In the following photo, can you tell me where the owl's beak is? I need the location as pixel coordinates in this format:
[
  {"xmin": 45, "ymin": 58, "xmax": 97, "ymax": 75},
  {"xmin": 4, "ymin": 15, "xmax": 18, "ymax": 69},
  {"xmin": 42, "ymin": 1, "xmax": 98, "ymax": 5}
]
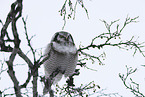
[{"xmin": 65, "ymin": 35, "xmax": 69, "ymax": 41}]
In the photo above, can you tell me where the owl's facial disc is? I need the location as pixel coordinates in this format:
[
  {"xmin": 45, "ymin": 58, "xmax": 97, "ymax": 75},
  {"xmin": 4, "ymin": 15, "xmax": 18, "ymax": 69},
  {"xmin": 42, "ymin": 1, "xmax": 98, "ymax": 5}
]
[
  {"xmin": 50, "ymin": 31, "xmax": 77, "ymax": 53},
  {"xmin": 52, "ymin": 31, "xmax": 74, "ymax": 44},
  {"xmin": 59, "ymin": 34, "xmax": 71, "ymax": 42}
]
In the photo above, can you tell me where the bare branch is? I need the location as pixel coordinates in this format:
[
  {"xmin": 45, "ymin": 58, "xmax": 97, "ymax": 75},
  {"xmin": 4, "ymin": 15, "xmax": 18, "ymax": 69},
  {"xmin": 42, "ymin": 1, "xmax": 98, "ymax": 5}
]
[
  {"xmin": 59, "ymin": 0, "xmax": 89, "ymax": 29},
  {"xmin": 6, "ymin": 48, "xmax": 22, "ymax": 97},
  {"xmin": 119, "ymin": 66, "xmax": 144, "ymax": 97},
  {"xmin": 32, "ymin": 69, "xmax": 38, "ymax": 97},
  {"xmin": 20, "ymin": 71, "xmax": 32, "ymax": 89},
  {"xmin": 17, "ymin": 48, "xmax": 33, "ymax": 69},
  {"xmin": 78, "ymin": 16, "xmax": 144, "ymax": 68},
  {"xmin": 78, "ymin": 50, "xmax": 105, "ymax": 66},
  {"xmin": 95, "ymin": 89, "xmax": 122, "ymax": 97},
  {"xmin": 22, "ymin": 17, "xmax": 36, "ymax": 62}
]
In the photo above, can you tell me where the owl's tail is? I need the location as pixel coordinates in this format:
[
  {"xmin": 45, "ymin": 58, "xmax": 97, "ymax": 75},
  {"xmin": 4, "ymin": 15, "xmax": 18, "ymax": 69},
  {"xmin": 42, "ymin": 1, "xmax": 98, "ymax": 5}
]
[
  {"xmin": 53, "ymin": 73, "xmax": 63, "ymax": 84},
  {"xmin": 43, "ymin": 73, "xmax": 63, "ymax": 95}
]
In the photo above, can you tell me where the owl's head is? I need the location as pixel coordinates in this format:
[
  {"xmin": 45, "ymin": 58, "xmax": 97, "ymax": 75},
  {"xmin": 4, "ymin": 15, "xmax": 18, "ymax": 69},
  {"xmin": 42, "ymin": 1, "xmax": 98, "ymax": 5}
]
[
  {"xmin": 51, "ymin": 31, "xmax": 74, "ymax": 44},
  {"xmin": 50, "ymin": 31, "xmax": 77, "ymax": 53}
]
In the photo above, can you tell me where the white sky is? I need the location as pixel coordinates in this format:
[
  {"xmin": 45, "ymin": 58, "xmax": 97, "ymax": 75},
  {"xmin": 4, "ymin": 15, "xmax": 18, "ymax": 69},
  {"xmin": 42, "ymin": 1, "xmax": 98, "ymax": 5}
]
[{"xmin": 0, "ymin": 0, "xmax": 145, "ymax": 97}]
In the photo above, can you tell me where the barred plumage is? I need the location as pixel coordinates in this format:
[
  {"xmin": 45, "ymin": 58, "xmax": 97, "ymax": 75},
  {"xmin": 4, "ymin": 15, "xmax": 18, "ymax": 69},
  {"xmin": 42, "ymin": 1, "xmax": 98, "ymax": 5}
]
[{"xmin": 44, "ymin": 31, "xmax": 78, "ymax": 84}]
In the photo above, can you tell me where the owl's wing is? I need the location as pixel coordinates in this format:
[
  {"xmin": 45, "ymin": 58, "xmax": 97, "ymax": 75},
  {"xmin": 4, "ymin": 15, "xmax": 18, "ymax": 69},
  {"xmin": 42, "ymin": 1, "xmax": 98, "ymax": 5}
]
[{"xmin": 43, "ymin": 43, "xmax": 52, "ymax": 78}]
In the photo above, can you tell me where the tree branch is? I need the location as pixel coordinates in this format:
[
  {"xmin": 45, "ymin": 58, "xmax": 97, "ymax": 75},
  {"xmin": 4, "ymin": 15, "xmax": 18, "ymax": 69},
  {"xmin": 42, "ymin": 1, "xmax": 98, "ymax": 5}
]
[
  {"xmin": 59, "ymin": 0, "xmax": 89, "ymax": 29},
  {"xmin": 78, "ymin": 16, "xmax": 145, "ymax": 68},
  {"xmin": 17, "ymin": 49, "xmax": 33, "ymax": 69},
  {"xmin": 22, "ymin": 17, "xmax": 36, "ymax": 62},
  {"xmin": 0, "ymin": 0, "xmax": 23, "ymax": 97},
  {"xmin": 6, "ymin": 48, "xmax": 22, "ymax": 97},
  {"xmin": 119, "ymin": 66, "xmax": 144, "ymax": 97},
  {"xmin": 20, "ymin": 71, "xmax": 32, "ymax": 89}
]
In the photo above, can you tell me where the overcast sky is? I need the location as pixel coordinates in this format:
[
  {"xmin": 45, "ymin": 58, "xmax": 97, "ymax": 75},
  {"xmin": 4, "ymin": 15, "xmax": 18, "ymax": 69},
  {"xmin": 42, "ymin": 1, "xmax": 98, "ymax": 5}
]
[{"xmin": 0, "ymin": 0, "xmax": 145, "ymax": 97}]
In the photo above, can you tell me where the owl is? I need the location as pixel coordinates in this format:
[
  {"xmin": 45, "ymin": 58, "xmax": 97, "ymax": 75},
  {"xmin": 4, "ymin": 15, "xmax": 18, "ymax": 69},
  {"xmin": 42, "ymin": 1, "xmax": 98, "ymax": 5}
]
[{"xmin": 43, "ymin": 31, "xmax": 78, "ymax": 94}]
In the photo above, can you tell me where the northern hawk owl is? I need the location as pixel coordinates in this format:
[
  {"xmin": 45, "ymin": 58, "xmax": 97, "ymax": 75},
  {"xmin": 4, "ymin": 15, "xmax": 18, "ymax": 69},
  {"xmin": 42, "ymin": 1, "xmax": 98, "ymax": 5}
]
[{"xmin": 43, "ymin": 31, "xmax": 78, "ymax": 86}]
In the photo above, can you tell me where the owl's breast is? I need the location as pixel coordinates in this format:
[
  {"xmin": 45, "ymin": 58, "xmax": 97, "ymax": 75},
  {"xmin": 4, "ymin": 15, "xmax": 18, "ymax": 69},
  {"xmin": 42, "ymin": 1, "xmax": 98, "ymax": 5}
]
[
  {"xmin": 44, "ymin": 48, "xmax": 78, "ymax": 77},
  {"xmin": 52, "ymin": 50, "xmax": 77, "ymax": 71},
  {"xmin": 44, "ymin": 42, "xmax": 78, "ymax": 78}
]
